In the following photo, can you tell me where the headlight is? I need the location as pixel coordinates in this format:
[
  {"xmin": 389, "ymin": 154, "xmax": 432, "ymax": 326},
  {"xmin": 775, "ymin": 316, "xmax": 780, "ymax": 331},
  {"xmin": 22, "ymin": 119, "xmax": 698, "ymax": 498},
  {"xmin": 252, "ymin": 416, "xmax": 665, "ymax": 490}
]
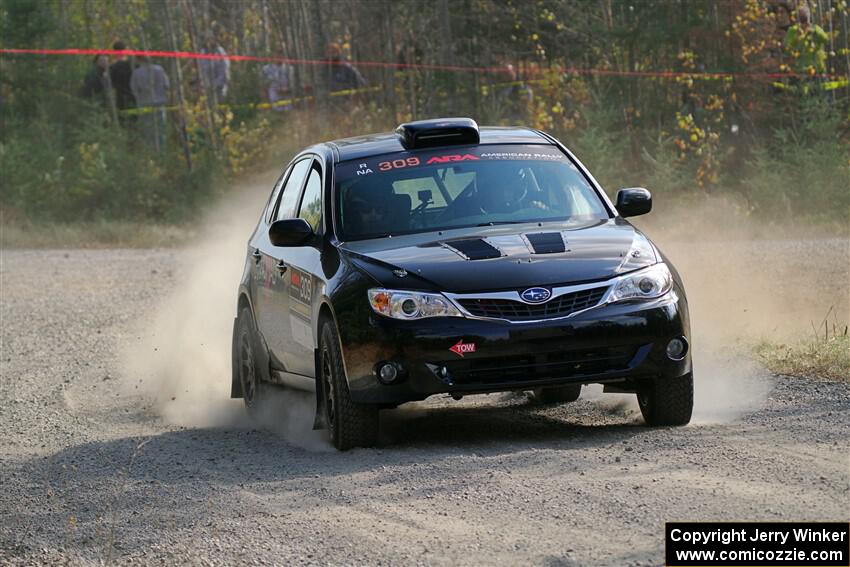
[
  {"xmin": 368, "ymin": 289, "xmax": 463, "ymax": 320},
  {"xmin": 607, "ymin": 263, "xmax": 672, "ymax": 303}
]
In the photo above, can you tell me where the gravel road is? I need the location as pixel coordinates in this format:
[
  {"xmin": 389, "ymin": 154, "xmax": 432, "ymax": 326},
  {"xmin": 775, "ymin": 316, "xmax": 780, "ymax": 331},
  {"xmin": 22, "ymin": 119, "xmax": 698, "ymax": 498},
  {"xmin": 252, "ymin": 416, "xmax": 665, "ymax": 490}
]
[{"xmin": 1, "ymin": 238, "xmax": 848, "ymax": 566}]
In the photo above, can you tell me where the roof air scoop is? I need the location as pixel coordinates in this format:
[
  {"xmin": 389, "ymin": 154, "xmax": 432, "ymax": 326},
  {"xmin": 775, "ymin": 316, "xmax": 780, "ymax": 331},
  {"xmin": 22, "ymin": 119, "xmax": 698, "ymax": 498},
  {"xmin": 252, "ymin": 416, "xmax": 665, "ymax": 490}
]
[{"xmin": 396, "ymin": 118, "xmax": 480, "ymax": 150}]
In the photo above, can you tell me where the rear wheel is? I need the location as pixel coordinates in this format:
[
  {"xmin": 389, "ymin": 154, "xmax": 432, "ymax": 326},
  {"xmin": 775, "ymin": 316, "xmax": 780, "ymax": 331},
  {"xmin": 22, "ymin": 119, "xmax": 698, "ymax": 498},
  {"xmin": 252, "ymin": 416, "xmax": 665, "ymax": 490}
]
[
  {"xmin": 533, "ymin": 383, "xmax": 582, "ymax": 404},
  {"xmin": 320, "ymin": 322, "xmax": 379, "ymax": 450},
  {"xmin": 236, "ymin": 307, "xmax": 271, "ymax": 416},
  {"xmin": 637, "ymin": 373, "xmax": 693, "ymax": 426}
]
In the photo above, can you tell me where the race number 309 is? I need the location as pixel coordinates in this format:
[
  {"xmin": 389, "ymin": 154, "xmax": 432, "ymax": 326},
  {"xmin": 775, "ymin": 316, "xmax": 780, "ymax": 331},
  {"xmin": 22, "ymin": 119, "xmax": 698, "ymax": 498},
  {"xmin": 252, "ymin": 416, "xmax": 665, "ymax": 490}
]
[{"xmin": 378, "ymin": 157, "xmax": 420, "ymax": 171}]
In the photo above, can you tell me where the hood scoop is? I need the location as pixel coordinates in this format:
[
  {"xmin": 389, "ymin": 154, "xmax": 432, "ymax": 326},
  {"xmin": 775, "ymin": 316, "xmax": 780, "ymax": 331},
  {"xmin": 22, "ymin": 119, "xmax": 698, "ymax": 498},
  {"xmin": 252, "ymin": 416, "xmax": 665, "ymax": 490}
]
[
  {"xmin": 443, "ymin": 232, "xmax": 569, "ymax": 259},
  {"xmin": 442, "ymin": 238, "xmax": 502, "ymax": 260},
  {"xmin": 525, "ymin": 232, "xmax": 568, "ymax": 254}
]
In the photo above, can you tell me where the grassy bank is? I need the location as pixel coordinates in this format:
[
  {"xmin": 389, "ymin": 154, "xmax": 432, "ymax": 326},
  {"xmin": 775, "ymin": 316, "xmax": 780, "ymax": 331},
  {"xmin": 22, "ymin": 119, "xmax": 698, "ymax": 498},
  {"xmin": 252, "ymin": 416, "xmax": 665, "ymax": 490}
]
[
  {"xmin": 756, "ymin": 334, "xmax": 850, "ymax": 382},
  {"xmin": 0, "ymin": 219, "xmax": 195, "ymax": 249}
]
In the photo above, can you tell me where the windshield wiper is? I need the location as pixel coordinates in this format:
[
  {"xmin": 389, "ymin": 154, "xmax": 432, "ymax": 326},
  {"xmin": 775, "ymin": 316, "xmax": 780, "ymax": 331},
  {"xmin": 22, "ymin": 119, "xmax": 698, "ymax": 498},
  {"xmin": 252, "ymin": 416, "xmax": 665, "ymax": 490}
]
[{"xmin": 475, "ymin": 221, "xmax": 527, "ymax": 226}]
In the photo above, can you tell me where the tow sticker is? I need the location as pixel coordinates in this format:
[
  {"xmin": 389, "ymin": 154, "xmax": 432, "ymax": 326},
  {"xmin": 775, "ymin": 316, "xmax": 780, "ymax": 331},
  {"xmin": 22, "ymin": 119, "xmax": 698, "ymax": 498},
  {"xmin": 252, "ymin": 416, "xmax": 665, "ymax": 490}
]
[{"xmin": 449, "ymin": 339, "xmax": 476, "ymax": 357}]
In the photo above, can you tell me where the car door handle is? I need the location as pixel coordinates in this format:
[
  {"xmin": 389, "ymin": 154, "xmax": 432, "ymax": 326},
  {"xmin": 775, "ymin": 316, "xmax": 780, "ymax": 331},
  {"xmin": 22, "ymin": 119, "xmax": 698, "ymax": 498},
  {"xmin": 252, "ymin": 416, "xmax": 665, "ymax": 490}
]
[
  {"xmin": 252, "ymin": 249, "xmax": 262, "ymax": 263},
  {"xmin": 276, "ymin": 260, "xmax": 288, "ymax": 274}
]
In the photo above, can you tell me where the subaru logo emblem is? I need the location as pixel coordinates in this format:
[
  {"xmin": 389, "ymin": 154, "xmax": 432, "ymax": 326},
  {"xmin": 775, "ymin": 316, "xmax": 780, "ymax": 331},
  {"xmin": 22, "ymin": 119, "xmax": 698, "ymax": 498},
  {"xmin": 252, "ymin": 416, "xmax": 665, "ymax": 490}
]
[{"xmin": 520, "ymin": 287, "xmax": 551, "ymax": 304}]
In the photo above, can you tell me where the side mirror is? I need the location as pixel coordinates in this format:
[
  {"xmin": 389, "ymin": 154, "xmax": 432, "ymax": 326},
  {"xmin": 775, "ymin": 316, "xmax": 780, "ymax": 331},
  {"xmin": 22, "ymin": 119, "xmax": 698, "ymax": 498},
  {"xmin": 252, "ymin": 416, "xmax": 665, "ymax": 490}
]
[
  {"xmin": 615, "ymin": 187, "xmax": 652, "ymax": 218},
  {"xmin": 269, "ymin": 218, "xmax": 313, "ymax": 247}
]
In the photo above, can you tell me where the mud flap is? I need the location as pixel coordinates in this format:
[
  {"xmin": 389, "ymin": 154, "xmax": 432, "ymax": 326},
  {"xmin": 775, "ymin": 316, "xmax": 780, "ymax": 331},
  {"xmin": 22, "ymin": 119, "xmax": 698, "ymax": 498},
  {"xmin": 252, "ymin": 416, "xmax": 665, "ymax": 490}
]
[
  {"xmin": 313, "ymin": 347, "xmax": 327, "ymax": 430},
  {"xmin": 230, "ymin": 318, "xmax": 242, "ymax": 398},
  {"xmin": 253, "ymin": 328, "xmax": 272, "ymax": 385}
]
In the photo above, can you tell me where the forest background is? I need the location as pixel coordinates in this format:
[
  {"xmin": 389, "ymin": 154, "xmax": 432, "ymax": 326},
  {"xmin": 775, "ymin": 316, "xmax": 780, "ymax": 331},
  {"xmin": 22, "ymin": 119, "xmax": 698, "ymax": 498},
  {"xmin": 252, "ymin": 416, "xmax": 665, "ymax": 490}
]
[{"xmin": 1, "ymin": 0, "xmax": 848, "ymax": 238}]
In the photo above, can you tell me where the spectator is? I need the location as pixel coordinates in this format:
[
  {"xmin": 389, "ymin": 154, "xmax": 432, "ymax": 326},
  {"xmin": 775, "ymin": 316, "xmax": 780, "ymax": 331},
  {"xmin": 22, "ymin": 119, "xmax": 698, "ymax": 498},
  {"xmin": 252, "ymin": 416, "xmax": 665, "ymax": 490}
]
[
  {"xmin": 784, "ymin": 6, "xmax": 829, "ymax": 75},
  {"xmin": 495, "ymin": 62, "xmax": 533, "ymax": 112},
  {"xmin": 199, "ymin": 31, "xmax": 230, "ymax": 103},
  {"xmin": 81, "ymin": 54, "xmax": 111, "ymax": 104},
  {"xmin": 130, "ymin": 56, "xmax": 170, "ymax": 152},
  {"xmin": 261, "ymin": 48, "xmax": 294, "ymax": 111},
  {"xmin": 109, "ymin": 41, "xmax": 136, "ymax": 124},
  {"xmin": 326, "ymin": 42, "xmax": 366, "ymax": 93}
]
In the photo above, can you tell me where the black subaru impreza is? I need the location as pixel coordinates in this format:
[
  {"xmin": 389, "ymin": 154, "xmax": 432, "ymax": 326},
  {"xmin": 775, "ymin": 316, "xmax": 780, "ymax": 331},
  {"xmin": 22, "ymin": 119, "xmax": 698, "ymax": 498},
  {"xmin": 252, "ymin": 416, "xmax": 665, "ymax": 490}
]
[{"xmin": 232, "ymin": 118, "xmax": 692, "ymax": 450}]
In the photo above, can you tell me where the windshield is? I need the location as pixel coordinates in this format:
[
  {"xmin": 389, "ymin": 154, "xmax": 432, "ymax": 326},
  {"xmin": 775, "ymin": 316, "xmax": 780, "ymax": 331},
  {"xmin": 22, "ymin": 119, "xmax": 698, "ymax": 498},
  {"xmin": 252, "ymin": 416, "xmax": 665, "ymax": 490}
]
[{"xmin": 335, "ymin": 144, "xmax": 609, "ymax": 241}]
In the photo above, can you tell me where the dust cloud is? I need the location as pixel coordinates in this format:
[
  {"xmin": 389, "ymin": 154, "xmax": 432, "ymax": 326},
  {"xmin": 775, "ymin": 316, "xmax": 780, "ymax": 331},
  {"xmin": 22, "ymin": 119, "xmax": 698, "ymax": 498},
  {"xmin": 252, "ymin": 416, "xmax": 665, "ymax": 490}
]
[
  {"xmin": 557, "ymin": 197, "xmax": 844, "ymax": 424},
  {"xmin": 122, "ymin": 181, "xmax": 844, "ymax": 438},
  {"xmin": 119, "ymin": 173, "xmax": 329, "ymax": 449},
  {"xmin": 634, "ymin": 196, "xmax": 848, "ymax": 423},
  {"xmin": 120, "ymin": 185, "xmax": 258, "ymax": 429}
]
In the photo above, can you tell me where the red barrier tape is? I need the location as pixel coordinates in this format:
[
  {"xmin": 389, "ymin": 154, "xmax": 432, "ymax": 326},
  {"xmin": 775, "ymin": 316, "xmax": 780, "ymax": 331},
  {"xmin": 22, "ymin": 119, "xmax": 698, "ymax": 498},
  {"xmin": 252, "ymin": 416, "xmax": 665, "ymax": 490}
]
[{"xmin": 0, "ymin": 47, "xmax": 842, "ymax": 80}]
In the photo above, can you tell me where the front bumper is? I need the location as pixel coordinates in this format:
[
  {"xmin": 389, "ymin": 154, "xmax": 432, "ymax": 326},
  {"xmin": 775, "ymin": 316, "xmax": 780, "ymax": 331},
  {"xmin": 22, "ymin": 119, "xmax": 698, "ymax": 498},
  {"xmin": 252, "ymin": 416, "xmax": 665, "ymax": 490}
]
[{"xmin": 340, "ymin": 291, "xmax": 691, "ymax": 404}]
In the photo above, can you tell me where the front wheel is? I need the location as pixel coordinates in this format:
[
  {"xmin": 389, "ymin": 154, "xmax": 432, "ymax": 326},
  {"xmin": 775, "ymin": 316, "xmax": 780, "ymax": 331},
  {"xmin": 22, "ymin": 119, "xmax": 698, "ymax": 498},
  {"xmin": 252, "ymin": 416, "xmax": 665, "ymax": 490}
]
[
  {"xmin": 320, "ymin": 322, "xmax": 379, "ymax": 450},
  {"xmin": 637, "ymin": 373, "xmax": 693, "ymax": 426}
]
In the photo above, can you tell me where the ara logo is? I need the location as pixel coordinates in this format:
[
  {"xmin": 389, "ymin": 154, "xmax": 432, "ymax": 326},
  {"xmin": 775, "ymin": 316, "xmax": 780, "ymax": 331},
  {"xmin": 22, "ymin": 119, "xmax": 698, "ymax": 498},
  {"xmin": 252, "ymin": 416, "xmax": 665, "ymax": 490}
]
[
  {"xmin": 449, "ymin": 339, "xmax": 476, "ymax": 357},
  {"xmin": 520, "ymin": 287, "xmax": 551, "ymax": 303},
  {"xmin": 426, "ymin": 154, "xmax": 480, "ymax": 165}
]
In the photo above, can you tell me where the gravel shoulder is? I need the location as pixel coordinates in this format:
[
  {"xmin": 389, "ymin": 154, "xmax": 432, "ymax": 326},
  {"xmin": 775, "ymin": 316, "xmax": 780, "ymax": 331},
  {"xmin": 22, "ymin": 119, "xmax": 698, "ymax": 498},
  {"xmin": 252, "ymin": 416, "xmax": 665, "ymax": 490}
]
[{"xmin": 1, "ymin": 244, "xmax": 848, "ymax": 566}]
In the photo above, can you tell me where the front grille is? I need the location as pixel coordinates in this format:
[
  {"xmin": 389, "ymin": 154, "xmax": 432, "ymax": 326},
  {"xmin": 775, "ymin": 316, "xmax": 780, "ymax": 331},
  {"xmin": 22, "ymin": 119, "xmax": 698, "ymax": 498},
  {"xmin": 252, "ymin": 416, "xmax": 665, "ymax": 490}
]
[
  {"xmin": 457, "ymin": 286, "xmax": 607, "ymax": 321},
  {"xmin": 444, "ymin": 346, "xmax": 637, "ymax": 385}
]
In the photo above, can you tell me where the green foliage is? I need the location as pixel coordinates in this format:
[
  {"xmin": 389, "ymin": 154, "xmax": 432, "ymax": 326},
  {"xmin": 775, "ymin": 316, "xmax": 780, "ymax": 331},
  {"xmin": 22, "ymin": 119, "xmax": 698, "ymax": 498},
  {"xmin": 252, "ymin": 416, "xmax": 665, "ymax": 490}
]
[
  {"xmin": 0, "ymin": 0, "xmax": 55, "ymax": 46},
  {"xmin": 0, "ymin": 0, "xmax": 848, "ymax": 227},
  {"xmin": 740, "ymin": 100, "xmax": 850, "ymax": 223},
  {"xmin": 638, "ymin": 135, "xmax": 692, "ymax": 194},
  {"xmin": 0, "ymin": 113, "xmax": 219, "ymax": 223},
  {"xmin": 566, "ymin": 107, "xmax": 631, "ymax": 194}
]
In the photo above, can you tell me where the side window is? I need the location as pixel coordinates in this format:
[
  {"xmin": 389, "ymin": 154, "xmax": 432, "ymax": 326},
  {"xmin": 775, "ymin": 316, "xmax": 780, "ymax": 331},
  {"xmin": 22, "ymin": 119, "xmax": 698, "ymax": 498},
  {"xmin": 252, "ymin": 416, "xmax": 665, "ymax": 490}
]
[
  {"xmin": 297, "ymin": 163, "xmax": 323, "ymax": 232},
  {"xmin": 274, "ymin": 158, "xmax": 312, "ymax": 221},
  {"xmin": 264, "ymin": 168, "xmax": 290, "ymax": 224}
]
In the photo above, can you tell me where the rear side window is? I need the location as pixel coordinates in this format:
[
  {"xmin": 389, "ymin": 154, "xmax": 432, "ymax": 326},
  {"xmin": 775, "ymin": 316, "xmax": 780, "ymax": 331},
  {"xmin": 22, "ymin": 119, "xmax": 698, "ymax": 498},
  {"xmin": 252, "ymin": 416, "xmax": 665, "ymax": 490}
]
[
  {"xmin": 297, "ymin": 164, "xmax": 323, "ymax": 232},
  {"xmin": 264, "ymin": 170, "xmax": 288, "ymax": 224},
  {"xmin": 275, "ymin": 158, "xmax": 312, "ymax": 221}
]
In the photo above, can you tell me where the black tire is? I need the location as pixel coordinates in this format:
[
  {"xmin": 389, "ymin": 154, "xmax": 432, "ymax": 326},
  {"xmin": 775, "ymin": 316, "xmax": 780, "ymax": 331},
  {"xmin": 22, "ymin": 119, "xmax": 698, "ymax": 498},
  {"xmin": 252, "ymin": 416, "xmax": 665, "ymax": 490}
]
[
  {"xmin": 533, "ymin": 383, "xmax": 582, "ymax": 404},
  {"xmin": 637, "ymin": 373, "xmax": 693, "ymax": 426},
  {"xmin": 320, "ymin": 321, "xmax": 379, "ymax": 450},
  {"xmin": 235, "ymin": 307, "xmax": 271, "ymax": 416}
]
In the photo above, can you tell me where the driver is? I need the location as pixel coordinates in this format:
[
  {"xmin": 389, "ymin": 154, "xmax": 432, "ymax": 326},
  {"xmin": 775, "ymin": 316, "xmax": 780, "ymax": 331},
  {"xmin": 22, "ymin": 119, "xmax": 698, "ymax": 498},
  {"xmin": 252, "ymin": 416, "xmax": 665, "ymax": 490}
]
[
  {"xmin": 475, "ymin": 162, "xmax": 528, "ymax": 214},
  {"xmin": 344, "ymin": 180, "xmax": 390, "ymax": 236},
  {"xmin": 441, "ymin": 162, "xmax": 545, "ymax": 222}
]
